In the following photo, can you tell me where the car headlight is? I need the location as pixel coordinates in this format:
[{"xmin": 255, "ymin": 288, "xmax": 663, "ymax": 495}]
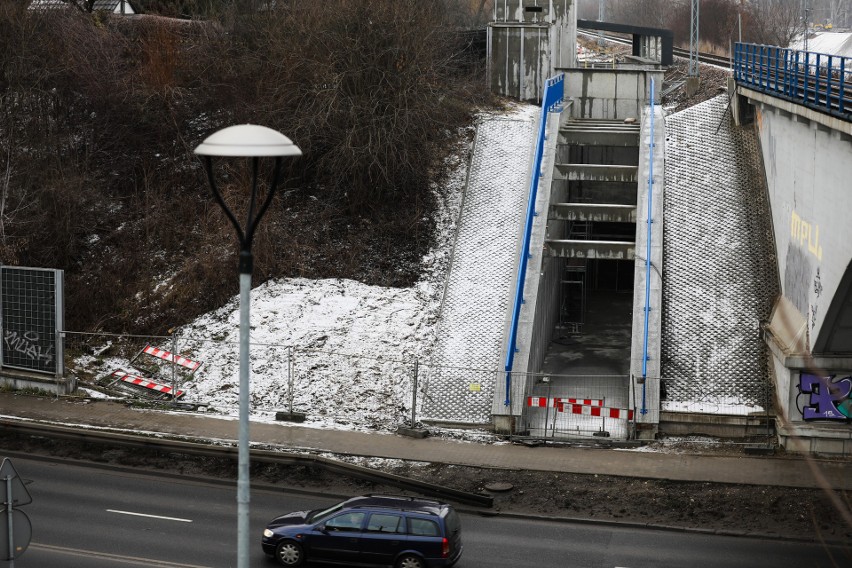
[{"xmin": 263, "ymin": 529, "xmax": 274, "ymax": 538}]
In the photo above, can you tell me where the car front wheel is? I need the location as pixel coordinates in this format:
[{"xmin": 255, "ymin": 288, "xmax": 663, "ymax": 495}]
[
  {"xmin": 396, "ymin": 554, "xmax": 425, "ymax": 568},
  {"xmin": 275, "ymin": 541, "xmax": 304, "ymax": 566}
]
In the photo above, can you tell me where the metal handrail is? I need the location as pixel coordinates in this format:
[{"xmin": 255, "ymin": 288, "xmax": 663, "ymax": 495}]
[
  {"xmin": 640, "ymin": 77, "xmax": 656, "ymax": 416},
  {"xmin": 503, "ymin": 74, "xmax": 564, "ymax": 406},
  {"xmin": 734, "ymin": 42, "xmax": 851, "ymax": 121}
]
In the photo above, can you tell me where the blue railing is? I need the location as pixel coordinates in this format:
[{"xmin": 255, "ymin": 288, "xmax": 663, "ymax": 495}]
[
  {"xmin": 734, "ymin": 42, "xmax": 850, "ymax": 121},
  {"xmin": 640, "ymin": 77, "xmax": 656, "ymax": 417},
  {"xmin": 503, "ymin": 74, "xmax": 564, "ymax": 407}
]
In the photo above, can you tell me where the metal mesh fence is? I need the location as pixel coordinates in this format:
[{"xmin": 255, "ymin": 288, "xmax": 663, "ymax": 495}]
[
  {"xmin": 662, "ymin": 95, "xmax": 779, "ymax": 416},
  {"xmin": 62, "ymin": 331, "xmax": 501, "ymax": 431},
  {"xmin": 1, "ymin": 266, "xmax": 63, "ymax": 375},
  {"xmin": 520, "ymin": 372, "xmax": 632, "ymax": 440},
  {"xmin": 61, "ymin": 329, "xmax": 775, "ymax": 440},
  {"xmin": 421, "ymin": 115, "xmax": 534, "ymax": 425}
]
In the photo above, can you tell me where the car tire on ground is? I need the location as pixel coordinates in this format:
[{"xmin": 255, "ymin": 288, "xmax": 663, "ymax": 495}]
[
  {"xmin": 396, "ymin": 553, "xmax": 425, "ymax": 568},
  {"xmin": 275, "ymin": 541, "xmax": 304, "ymax": 566}
]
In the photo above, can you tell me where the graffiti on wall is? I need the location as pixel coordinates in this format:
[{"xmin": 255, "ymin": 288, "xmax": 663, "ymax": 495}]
[
  {"xmin": 797, "ymin": 373, "xmax": 852, "ymax": 421},
  {"xmin": 790, "ymin": 210, "xmax": 823, "ymax": 261},
  {"xmin": 3, "ymin": 329, "xmax": 54, "ymax": 367}
]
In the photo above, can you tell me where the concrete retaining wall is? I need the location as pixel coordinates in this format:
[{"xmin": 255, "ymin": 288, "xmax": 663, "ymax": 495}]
[
  {"xmin": 560, "ymin": 67, "xmax": 664, "ymax": 120},
  {"xmin": 753, "ymin": 103, "xmax": 852, "ymax": 354}
]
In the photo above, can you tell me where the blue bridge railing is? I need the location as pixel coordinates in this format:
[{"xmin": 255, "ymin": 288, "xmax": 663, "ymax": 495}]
[
  {"xmin": 503, "ymin": 73, "xmax": 564, "ymax": 407},
  {"xmin": 734, "ymin": 42, "xmax": 850, "ymax": 121}
]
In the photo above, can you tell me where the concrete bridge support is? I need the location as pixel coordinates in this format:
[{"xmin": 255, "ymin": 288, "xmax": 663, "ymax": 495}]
[{"xmin": 736, "ymin": 84, "xmax": 852, "ymax": 455}]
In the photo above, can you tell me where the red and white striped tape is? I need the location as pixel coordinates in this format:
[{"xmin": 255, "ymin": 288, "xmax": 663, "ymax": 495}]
[
  {"xmin": 526, "ymin": 397, "xmax": 604, "ymax": 408},
  {"xmin": 557, "ymin": 401, "xmax": 633, "ymax": 420},
  {"xmin": 143, "ymin": 345, "xmax": 202, "ymax": 371},
  {"xmin": 112, "ymin": 370, "xmax": 184, "ymax": 398}
]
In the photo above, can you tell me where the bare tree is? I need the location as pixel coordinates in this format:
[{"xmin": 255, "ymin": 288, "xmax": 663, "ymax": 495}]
[
  {"xmin": 744, "ymin": 0, "xmax": 806, "ymax": 47},
  {"xmin": 605, "ymin": 0, "xmax": 683, "ymax": 28},
  {"xmin": 1, "ymin": 0, "xmax": 489, "ymax": 332}
]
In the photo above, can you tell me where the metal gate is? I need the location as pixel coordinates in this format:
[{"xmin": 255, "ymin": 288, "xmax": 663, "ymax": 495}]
[{"xmin": 522, "ymin": 373, "xmax": 632, "ymax": 440}]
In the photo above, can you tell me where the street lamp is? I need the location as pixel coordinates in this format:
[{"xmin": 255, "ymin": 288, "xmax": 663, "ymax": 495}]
[{"xmin": 194, "ymin": 124, "xmax": 301, "ymax": 568}]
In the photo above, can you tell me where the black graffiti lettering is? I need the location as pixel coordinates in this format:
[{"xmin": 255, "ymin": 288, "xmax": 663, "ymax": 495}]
[{"xmin": 3, "ymin": 329, "xmax": 54, "ymax": 366}]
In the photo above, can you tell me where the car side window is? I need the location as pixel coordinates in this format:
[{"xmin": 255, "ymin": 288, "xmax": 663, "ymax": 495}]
[
  {"xmin": 325, "ymin": 512, "xmax": 366, "ymax": 532},
  {"xmin": 408, "ymin": 518, "xmax": 439, "ymax": 537},
  {"xmin": 366, "ymin": 513, "xmax": 403, "ymax": 533}
]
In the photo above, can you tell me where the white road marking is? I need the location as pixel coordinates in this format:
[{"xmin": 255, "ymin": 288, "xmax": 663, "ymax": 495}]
[
  {"xmin": 107, "ymin": 509, "xmax": 193, "ymax": 523},
  {"xmin": 33, "ymin": 542, "xmax": 210, "ymax": 567}
]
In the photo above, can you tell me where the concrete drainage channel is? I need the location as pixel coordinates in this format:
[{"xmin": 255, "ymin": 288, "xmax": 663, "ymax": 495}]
[{"xmin": 0, "ymin": 419, "xmax": 493, "ymax": 508}]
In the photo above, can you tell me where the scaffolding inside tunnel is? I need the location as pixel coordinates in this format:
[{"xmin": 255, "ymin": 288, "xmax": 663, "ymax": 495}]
[{"xmin": 560, "ymin": 260, "xmax": 586, "ymax": 331}]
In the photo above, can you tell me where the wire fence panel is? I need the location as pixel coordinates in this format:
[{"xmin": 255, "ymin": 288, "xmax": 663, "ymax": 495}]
[
  {"xmin": 63, "ymin": 331, "xmax": 182, "ymax": 402},
  {"xmin": 63, "ymin": 331, "xmax": 421, "ymax": 430},
  {"xmin": 61, "ymin": 331, "xmax": 773, "ymax": 442},
  {"xmin": 418, "ymin": 364, "xmax": 498, "ymax": 426},
  {"xmin": 520, "ymin": 372, "xmax": 631, "ymax": 440}
]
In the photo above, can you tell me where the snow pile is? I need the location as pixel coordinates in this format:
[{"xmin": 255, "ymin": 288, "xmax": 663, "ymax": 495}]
[
  {"xmin": 790, "ymin": 31, "xmax": 852, "ymax": 58},
  {"xmin": 177, "ymin": 278, "xmax": 438, "ymax": 430},
  {"xmin": 92, "ymin": 105, "xmax": 540, "ymax": 434}
]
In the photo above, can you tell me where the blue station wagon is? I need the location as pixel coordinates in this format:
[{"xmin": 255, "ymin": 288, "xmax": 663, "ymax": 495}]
[{"xmin": 261, "ymin": 494, "xmax": 463, "ymax": 568}]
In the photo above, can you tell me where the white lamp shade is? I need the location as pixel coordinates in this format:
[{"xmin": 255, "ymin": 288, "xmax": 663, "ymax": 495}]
[{"xmin": 194, "ymin": 124, "xmax": 302, "ymax": 157}]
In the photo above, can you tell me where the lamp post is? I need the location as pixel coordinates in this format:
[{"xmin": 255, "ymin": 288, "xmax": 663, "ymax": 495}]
[{"xmin": 194, "ymin": 125, "xmax": 301, "ymax": 568}]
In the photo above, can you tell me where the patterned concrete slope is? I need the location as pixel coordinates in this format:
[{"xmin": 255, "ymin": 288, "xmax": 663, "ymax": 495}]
[
  {"xmin": 662, "ymin": 95, "xmax": 779, "ymax": 414},
  {"xmin": 421, "ymin": 113, "xmax": 536, "ymax": 424}
]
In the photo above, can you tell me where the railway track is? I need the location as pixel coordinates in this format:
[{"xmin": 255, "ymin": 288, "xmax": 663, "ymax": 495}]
[{"xmin": 579, "ymin": 30, "xmax": 733, "ymax": 68}]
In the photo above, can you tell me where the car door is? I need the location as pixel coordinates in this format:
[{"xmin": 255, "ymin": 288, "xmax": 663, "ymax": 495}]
[
  {"xmin": 406, "ymin": 516, "xmax": 444, "ymax": 562},
  {"xmin": 359, "ymin": 512, "xmax": 407, "ymax": 565},
  {"xmin": 307, "ymin": 511, "xmax": 366, "ymax": 562}
]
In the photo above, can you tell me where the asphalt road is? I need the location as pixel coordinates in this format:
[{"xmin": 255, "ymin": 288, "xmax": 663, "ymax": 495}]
[{"xmin": 6, "ymin": 456, "xmax": 849, "ymax": 568}]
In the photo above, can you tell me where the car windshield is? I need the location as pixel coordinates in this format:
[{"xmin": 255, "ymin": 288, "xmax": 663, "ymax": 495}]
[{"xmin": 307, "ymin": 503, "xmax": 344, "ymax": 523}]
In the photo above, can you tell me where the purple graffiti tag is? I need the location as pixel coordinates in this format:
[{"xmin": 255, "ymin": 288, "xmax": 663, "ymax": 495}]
[{"xmin": 799, "ymin": 374, "xmax": 852, "ymax": 421}]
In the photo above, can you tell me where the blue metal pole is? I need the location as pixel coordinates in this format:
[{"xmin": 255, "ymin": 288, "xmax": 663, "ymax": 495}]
[
  {"xmin": 826, "ymin": 55, "xmax": 833, "ymax": 111},
  {"xmin": 503, "ymin": 75, "xmax": 563, "ymax": 407},
  {"xmin": 641, "ymin": 78, "xmax": 656, "ymax": 416},
  {"xmin": 815, "ymin": 53, "xmax": 822, "ymax": 106},
  {"xmin": 504, "ymin": 85, "xmax": 548, "ymax": 406},
  {"xmin": 784, "ymin": 49, "xmax": 791, "ymax": 97}
]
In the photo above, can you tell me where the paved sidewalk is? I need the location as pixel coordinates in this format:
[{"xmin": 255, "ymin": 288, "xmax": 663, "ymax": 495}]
[{"xmin": 1, "ymin": 393, "xmax": 849, "ymax": 490}]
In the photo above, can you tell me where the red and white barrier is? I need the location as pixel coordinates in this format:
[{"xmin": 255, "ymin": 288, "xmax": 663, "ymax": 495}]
[
  {"xmin": 112, "ymin": 370, "xmax": 184, "ymax": 398},
  {"xmin": 557, "ymin": 401, "xmax": 633, "ymax": 420},
  {"xmin": 526, "ymin": 396, "xmax": 604, "ymax": 408},
  {"xmin": 142, "ymin": 345, "xmax": 202, "ymax": 371}
]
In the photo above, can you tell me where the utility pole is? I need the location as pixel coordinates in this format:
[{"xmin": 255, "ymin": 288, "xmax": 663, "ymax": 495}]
[{"xmin": 686, "ymin": 0, "xmax": 701, "ymax": 96}]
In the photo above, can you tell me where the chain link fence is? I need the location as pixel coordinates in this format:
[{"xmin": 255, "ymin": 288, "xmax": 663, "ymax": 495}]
[
  {"xmin": 62, "ymin": 331, "xmax": 500, "ymax": 432},
  {"xmin": 520, "ymin": 372, "xmax": 633, "ymax": 440},
  {"xmin": 61, "ymin": 331, "xmax": 776, "ymax": 443}
]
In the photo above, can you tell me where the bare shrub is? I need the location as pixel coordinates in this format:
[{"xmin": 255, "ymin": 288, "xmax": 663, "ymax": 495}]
[{"xmin": 0, "ymin": 1, "xmax": 490, "ymax": 333}]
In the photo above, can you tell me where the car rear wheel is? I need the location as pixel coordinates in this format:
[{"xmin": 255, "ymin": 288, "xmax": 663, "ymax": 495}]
[
  {"xmin": 396, "ymin": 554, "xmax": 425, "ymax": 568},
  {"xmin": 275, "ymin": 541, "xmax": 304, "ymax": 566}
]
